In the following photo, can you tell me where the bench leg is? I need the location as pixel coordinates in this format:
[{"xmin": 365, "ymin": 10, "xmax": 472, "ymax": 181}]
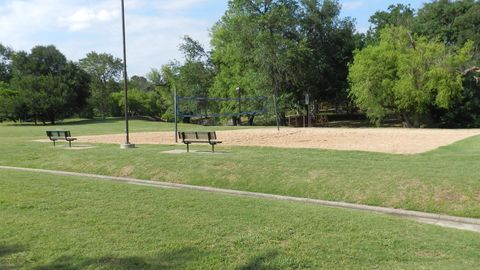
[
  {"xmin": 187, "ymin": 143, "xmax": 190, "ymax": 153},
  {"xmin": 53, "ymin": 140, "xmax": 56, "ymax": 147},
  {"xmin": 212, "ymin": 144, "xmax": 214, "ymax": 153},
  {"xmin": 69, "ymin": 141, "xmax": 72, "ymax": 148}
]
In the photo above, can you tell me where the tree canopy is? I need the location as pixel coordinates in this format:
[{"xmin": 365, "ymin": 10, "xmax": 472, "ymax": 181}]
[
  {"xmin": 349, "ymin": 26, "xmax": 474, "ymax": 127},
  {"xmin": 79, "ymin": 52, "xmax": 123, "ymax": 119},
  {"xmin": 7, "ymin": 45, "xmax": 89, "ymax": 124},
  {"xmin": 210, "ymin": 0, "xmax": 359, "ymax": 123},
  {"xmin": 366, "ymin": 4, "xmax": 415, "ymax": 44},
  {"xmin": 0, "ymin": 43, "xmax": 12, "ymax": 82},
  {"xmin": 1, "ymin": 0, "xmax": 479, "ymax": 127}
]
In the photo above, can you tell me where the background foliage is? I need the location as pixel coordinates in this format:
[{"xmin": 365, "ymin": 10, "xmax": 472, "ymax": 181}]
[{"xmin": 0, "ymin": 0, "xmax": 478, "ymax": 127}]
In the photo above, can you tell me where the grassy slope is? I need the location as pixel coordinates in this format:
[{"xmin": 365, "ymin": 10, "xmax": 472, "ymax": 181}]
[
  {"xmin": 1, "ymin": 119, "xmax": 479, "ymax": 218},
  {"xmin": 1, "ymin": 170, "xmax": 479, "ymax": 269}
]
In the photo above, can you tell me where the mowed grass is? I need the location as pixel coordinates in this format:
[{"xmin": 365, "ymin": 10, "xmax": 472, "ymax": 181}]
[
  {"xmin": 1, "ymin": 170, "xmax": 480, "ymax": 269},
  {"xmin": 0, "ymin": 118, "xmax": 255, "ymax": 137},
  {"xmin": 1, "ymin": 119, "xmax": 480, "ymax": 218}
]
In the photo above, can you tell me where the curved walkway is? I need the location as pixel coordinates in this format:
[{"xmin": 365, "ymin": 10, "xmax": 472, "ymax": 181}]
[{"xmin": 1, "ymin": 165, "xmax": 479, "ymax": 233}]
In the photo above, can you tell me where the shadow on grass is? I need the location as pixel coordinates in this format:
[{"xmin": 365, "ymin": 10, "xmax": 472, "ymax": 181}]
[
  {"xmin": 5, "ymin": 116, "xmax": 168, "ymax": 127},
  {"xmin": 0, "ymin": 244, "xmax": 26, "ymax": 269},
  {"xmin": 6, "ymin": 118, "xmax": 125, "ymax": 127},
  {"xmin": 33, "ymin": 247, "xmax": 203, "ymax": 270},
  {"xmin": 237, "ymin": 250, "xmax": 279, "ymax": 270},
  {"xmin": 0, "ymin": 244, "xmax": 24, "ymax": 258}
]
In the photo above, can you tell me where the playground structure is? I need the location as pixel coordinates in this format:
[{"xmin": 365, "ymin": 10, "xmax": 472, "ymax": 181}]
[{"xmin": 286, "ymin": 93, "xmax": 330, "ymax": 128}]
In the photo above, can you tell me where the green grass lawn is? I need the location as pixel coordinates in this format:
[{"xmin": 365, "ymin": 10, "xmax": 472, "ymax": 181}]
[
  {"xmin": 1, "ymin": 118, "xmax": 479, "ymax": 218},
  {"xmin": 0, "ymin": 118, "xmax": 255, "ymax": 136},
  {"xmin": 1, "ymin": 170, "xmax": 479, "ymax": 269}
]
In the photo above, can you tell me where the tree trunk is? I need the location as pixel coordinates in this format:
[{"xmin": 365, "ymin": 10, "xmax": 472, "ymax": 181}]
[
  {"xmin": 401, "ymin": 113, "xmax": 413, "ymax": 128},
  {"xmin": 248, "ymin": 115, "xmax": 255, "ymax": 126},
  {"xmin": 413, "ymin": 114, "xmax": 420, "ymax": 128}
]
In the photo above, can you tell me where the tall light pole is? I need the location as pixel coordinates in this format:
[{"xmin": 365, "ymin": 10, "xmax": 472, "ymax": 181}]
[
  {"xmin": 120, "ymin": 0, "xmax": 135, "ymax": 149},
  {"xmin": 172, "ymin": 71, "xmax": 180, "ymax": 143},
  {"xmin": 174, "ymin": 81, "xmax": 178, "ymax": 143}
]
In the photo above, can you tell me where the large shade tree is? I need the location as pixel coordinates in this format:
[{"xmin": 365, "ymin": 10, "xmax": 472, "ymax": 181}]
[
  {"xmin": 79, "ymin": 52, "xmax": 123, "ymax": 119},
  {"xmin": 0, "ymin": 43, "xmax": 12, "ymax": 82},
  {"xmin": 0, "ymin": 44, "xmax": 14, "ymax": 121},
  {"xmin": 414, "ymin": 0, "xmax": 480, "ymax": 47},
  {"xmin": 413, "ymin": 0, "xmax": 480, "ymax": 127},
  {"xmin": 349, "ymin": 26, "xmax": 473, "ymax": 127},
  {"xmin": 155, "ymin": 36, "xmax": 215, "ymax": 121},
  {"xmin": 298, "ymin": 0, "xmax": 361, "ymax": 109},
  {"xmin": 210, "ymin": 0, "xmax": 359, "ymax": 124},
  {"xmin": 365, "ymin": 4, "xmax": 415, "ymax": 44},
  {"xmin": 9, "ymin": 45, "xmax": 89, "ymax": 124},
  {"xmin": 0, "ymin": 82, "xmax": 16, "ymax": 120}
]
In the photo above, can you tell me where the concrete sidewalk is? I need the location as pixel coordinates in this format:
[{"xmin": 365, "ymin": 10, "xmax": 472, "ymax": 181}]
[{"xmin": 1, "ymin": 165, "xmax": 479, "ymax": 233}]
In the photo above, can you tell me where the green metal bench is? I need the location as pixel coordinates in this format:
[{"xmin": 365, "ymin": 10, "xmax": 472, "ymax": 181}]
[
  {"xmin": 46, "ymin": 130, "xmax": 77, "ymax": 147},
  {"xmin": 178, "ymin": 131, "xmax": 222, "ymax": 152}
]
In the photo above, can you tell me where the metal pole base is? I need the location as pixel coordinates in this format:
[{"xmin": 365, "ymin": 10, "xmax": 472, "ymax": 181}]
[{"xmin": 120, "ymin": 143, "xmax": 136, "ymax": 149}]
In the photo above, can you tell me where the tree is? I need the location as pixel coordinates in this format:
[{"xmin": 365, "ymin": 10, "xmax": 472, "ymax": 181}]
[
  {"xmin": 441, "ymin": 72, "xmax": 480, "ymax": 127},
  {"xmin": 413, "ymin": 0, "xmax": 480, "ymax": 127},
  {"xmin": 155, "ymin": 64, "xmax": 178, "ymax": 121},
  {"xmin": 414, "ymin": 0, "xmax": 479, "ymax": 47},
  {"xmin": 210, "ymin": 0, "xmax": 360, "ymax": 124},
  {"xmin": 152, "ymin": 36, "xmax": 216, "ymax": 121},
  {"xmin": 0, "ymin": 43, "xmax": 12, "ymax": 82},
  {"xmin": 349, "ymin": 26, "xmax": 473, "ymax": 127},
  {"xmin": 211, "ymin": 0, "xmax": 308, "ymax": 125},
  {"xmin": 112, "ymin": 88, "xmax": 162, "ymax": 119},
  {"xmin": 0, "ymin": 82, "xmax": 16, "ymax": 121},
  {"xmin": 145, "ymin": 68, "xmax": 170, "ymax": 119},
  {"xmin": 210, "ymin": 5, "xmax": 270, "ymax": 124},
  {"xmin": 366, "ymin": 4, "xmax": 415, "ymax": 44},
  {"xmin": 179, "ymin": 35, "xmax": 210, "ymax": 63},
  {"xmin": 79, "ymin": 52, "xmax": 123, "ymax": 119},
  {"xmin": 453, "ymin": 3, "xmax": 480, "ymax": 49},
  {"xmin": 178, "ymin": 36, "xmax": 215, "ymax": 104},
  {"xmin": 129, "ymin": 75, "xmax": 154, "ymax": 92},
  {"xmin": 63, "ymin": 62, "xmax": 91, "ymax": 116},
  {"xmin": 9, "ymin": 45, "xmax": 89, "ymax": 124},
  {"xmin": 297, "ymin": 0, "xmax": 360, "ymax": 110}
]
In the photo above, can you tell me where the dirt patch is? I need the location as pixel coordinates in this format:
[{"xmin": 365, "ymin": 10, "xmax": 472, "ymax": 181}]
[
  {"xmin": 308, "ymin": 170, "xmax": 329, "ymax": 180},
  {"xmin": 386, "ymin": 179, "xmax": 430, "ymax": 206},
  {"xmin": 119, "ymin": 165, "xmax": 135, "ymax": 177},
  {"xmin": 433, "ymin": 188, "xmax": 469, "ymax": 207},
  {"xmin": 76, "ymin": 128, "xmax": 480, "ymax": 154}
]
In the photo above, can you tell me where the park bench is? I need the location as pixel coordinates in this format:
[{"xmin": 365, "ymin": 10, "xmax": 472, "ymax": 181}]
[
  {"xmin": 178, "ymin": 131, "xmax": 222, "ymax": 153},
  {"xmin": 46, "ymin": 130, "xmax": 77, "ymax": 147}
]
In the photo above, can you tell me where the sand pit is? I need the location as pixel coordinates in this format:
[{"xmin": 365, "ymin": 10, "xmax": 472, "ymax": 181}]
[{"xmin": 75, "ymin": 128, "xmax": 480, "ymax": 154}]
